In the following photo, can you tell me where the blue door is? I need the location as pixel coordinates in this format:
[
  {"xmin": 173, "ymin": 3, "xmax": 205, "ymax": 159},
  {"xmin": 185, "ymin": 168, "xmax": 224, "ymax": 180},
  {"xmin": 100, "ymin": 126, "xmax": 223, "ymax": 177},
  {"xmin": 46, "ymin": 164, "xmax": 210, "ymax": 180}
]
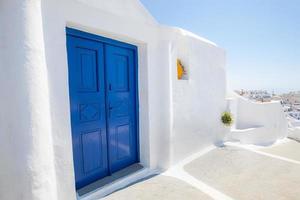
[
  {"xmin": 105, "ymin": 45, "xmax": 138, "ymax": 173},
  {"xmin": 67, "ymin": 28, "xmax": 138, "ymax": 189}
]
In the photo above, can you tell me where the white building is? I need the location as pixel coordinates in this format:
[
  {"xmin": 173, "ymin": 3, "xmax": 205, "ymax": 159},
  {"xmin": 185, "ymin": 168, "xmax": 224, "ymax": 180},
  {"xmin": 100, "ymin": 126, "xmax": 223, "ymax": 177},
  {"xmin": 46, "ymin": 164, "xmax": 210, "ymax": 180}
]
[
  {"xmin": 0, "ymin": 1, "xmax": 227, "ymax": 199},
  {"xmin": 282, "ymin": 91, "xmax": 300, "ymax": 104},
  {"xmin": 0, "ymin": 1, "xmax": 291, "ymax": 199}
]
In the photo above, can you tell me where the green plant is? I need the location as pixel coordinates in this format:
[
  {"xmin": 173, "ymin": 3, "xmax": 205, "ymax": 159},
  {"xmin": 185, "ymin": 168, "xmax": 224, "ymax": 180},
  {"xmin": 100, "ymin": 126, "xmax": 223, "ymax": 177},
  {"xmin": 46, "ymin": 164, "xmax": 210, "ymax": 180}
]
[{"xmin": 221, "ymin": 112, "xmax": 233, "ymax": 127}]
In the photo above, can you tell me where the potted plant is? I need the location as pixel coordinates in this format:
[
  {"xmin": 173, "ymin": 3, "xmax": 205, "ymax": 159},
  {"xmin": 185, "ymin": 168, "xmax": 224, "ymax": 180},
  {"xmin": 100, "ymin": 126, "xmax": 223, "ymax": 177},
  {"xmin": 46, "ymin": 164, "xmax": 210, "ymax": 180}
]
[
  {"xmin": 215, "ymin": 111, "xmax": 234, "ymax": 145},
  {"xmin": 221, "ymin": 111, "xmax": 234, "ymax": 127}
]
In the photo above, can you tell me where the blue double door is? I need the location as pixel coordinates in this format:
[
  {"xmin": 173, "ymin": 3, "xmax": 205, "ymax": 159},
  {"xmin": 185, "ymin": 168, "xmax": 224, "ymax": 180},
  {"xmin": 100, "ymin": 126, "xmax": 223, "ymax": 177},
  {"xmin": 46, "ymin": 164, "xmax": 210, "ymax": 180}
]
[{"xmin": 67, "ymin": 29, "xmax": 138, "ymax": 189}]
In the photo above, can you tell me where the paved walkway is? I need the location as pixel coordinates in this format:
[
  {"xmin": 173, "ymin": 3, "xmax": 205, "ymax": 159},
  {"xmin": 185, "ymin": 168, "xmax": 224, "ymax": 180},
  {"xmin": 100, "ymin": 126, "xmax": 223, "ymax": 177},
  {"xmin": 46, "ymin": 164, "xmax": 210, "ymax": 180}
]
[
  {"xmin": 102, "ymin": 140, "xmax": 300, "ymax": 200},
  {"xmin": 260, "ymin": 139, "xmax": 300, "ymax": 162},
  {"xmin": 184, "ymin": 144, "xmax": 300, "ymax": 200},
  {"xmin": 102, "ymin": 175, "xmax": 212, "ymax": 200}
]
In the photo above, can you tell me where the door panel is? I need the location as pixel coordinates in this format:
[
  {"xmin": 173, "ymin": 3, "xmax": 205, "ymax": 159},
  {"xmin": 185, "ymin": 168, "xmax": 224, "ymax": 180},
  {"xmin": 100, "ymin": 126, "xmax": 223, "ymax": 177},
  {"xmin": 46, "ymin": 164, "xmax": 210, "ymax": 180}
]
[
  {"xmin": 105, "ymin": 45, "xmax": 138, "ymax": 173},
  {"xmin": 81, "ymin": 130, "xmax": 104, "ymax": 173},
  {"xmin": 67, "ymin": 36, "xmax": 108, "ymax": 189}
]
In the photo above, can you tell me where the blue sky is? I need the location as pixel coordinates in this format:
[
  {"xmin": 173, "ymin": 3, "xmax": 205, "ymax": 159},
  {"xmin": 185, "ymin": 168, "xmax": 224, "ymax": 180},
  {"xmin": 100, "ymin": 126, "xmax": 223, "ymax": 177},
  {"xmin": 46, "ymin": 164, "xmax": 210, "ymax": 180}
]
[{"xmin": 140, "ymin": 0, "xmax": 300, "ymax": 94}]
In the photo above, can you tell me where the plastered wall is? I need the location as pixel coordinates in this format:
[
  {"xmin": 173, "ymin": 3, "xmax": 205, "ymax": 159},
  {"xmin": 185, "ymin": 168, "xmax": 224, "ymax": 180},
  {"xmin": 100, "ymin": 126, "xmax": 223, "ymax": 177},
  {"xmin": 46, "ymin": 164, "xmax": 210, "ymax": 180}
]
[
  {"xmin": 0, "ymin": 0, "xmax": 226, "ymax": 199},
  {"xmin": 228, "ymin": 94, "xmax": 288, "ymax": 145}
]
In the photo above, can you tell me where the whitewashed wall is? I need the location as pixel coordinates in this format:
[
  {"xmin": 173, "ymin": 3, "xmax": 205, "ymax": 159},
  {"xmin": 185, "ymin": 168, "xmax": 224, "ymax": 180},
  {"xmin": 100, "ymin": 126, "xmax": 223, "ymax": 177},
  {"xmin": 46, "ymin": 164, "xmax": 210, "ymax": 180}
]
[
  {"xmin": 228, "ymin": 94, "xmax": 288, "ymax": 145},
  {"xmin": 0, "ymin": 0, "xmax": 226, "ymax": 199},
  {"xmin": 161, "ymin": 28, "xmax": 227, "ymax": 164},
  {"xmin": 287, "ymin": 116, "xmax": 300, "ymax": 141},
  {"xmin": 288, "ymin": 127, "xmax": 300, "ymax": 141},
  {"xmin": 0, "ymin": 1, "xmax": 59, "ymax": 200}
]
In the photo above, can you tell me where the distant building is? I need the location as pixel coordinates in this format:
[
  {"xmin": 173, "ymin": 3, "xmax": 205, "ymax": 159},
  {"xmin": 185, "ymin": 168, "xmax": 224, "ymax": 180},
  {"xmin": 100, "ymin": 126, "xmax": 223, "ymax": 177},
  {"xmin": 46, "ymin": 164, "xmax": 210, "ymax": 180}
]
[
  {"xmin": 288, "ymin": 111, "xmax": 300, "ymax": 120},
  {"xmin": 271, "ymin": 95, "xmax": 282, "ymax": 101},
  {"xmin": 236, "ymin": 89, "xmax": 272, "ymax": 102},
  {"xmin": 280, "ymin": 91, "xmax": 300, "ymax": 121},
  {"xmin": 281, "ymin": 91, "xmax": 300, "ymax": 105}
]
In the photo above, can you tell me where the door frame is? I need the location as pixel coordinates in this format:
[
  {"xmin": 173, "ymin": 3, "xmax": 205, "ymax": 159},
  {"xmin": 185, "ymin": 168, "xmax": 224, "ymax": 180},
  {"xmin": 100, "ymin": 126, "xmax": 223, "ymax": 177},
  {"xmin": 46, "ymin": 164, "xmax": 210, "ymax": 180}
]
[{"xmin": 66, "ymin": 27, "xmax": 140, "ymax": 183}]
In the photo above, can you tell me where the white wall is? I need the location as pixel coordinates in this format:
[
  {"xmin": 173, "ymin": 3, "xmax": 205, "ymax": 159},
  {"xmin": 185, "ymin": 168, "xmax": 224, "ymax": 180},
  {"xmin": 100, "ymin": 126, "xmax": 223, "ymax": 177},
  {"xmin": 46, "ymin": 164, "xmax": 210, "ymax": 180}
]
[
  {"xmin": 228, "ymin": 94, "xmax": 288, "ymax": 145},
  {"xmin": 288, "ymin": 127, "xmax": 300, "ymax": 141},
  {"xmin": 161, "ymin": 28, "xmax": 227, "ymax": 164},
  {"xmin": 0, "ymin": 1, "xmax": 58, "ymax": 199},
  {"xmin": 75, "ymin": 0, "xmax": 157, "ymax": 25},
  {"xmin": 0, "ymin": 0, "xmax": 226, "ymax": 199},
  {"xmin": 287, "ymin": 116, "xmax": 300, "ymax": 141}
]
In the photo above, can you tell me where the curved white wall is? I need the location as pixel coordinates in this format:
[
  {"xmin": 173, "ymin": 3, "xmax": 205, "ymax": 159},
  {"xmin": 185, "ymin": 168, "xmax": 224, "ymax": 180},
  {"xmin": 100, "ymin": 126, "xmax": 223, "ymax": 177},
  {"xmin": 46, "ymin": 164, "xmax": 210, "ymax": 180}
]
[
  {"xmin": 228, "ymin": 94, "xmax": 288, "ymax": 145},
  {"xmin": 0, "ymin": 1, "xmax": 59, "ymax": 199},
  {"xmin": 288, "ymin": 127, "xmax": 300, "ymax": 141},
  {"xmin": 287, "ymin": 116, "xmax": 300, "ymax": 141},
  {"xmin": 0, "ymin": 0, "xmax": 226, "ymax": 199}
]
